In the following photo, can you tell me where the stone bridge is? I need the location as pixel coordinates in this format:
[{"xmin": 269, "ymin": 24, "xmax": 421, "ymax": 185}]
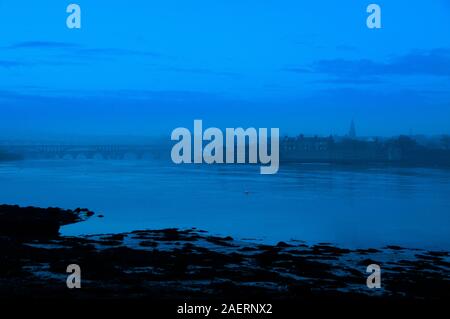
[{"xmin": 0, "ymin": 144, "xmax": 169, "ymax": 160}]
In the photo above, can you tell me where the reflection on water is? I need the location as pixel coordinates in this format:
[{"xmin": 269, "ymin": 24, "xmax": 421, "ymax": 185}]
[{"xmin": 1, "ymin": 159, "xmax": 449, "ymax": 249}]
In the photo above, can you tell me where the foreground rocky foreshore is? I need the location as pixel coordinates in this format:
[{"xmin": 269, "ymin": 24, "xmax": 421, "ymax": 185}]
[{"xmin": 0, "ymin": 205, "xmax": 449, "ymax": 302}]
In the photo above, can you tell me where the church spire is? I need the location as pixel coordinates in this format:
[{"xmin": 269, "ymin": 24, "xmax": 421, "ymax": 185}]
[{"xmin": 348, "ymin": 119, "xmax": 356, "ymax": 139}]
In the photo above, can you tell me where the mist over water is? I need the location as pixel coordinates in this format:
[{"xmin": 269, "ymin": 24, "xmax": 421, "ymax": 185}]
[{"xmin": 1, "ymin": 159, "xmax": 449, "ymax": 249}]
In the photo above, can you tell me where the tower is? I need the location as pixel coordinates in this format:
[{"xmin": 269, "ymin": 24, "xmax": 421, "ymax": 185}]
[{"xmin": 348, "ymin": 119, "xmax": 356, "ymax": 139}]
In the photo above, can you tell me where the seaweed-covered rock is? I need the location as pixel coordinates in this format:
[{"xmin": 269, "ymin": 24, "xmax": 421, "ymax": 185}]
[{"xmin": 0, "ymin": 205, "xmax": 94, "ymax": 237}]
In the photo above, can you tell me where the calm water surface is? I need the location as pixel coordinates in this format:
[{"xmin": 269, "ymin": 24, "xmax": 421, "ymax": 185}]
[{"xmin": 1, "ymin": 159, "xmax": 449, "ymax": 249}]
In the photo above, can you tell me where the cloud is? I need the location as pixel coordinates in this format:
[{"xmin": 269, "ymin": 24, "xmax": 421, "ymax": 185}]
[
  {"xmin": 0, "ymin": 41, "xmax": 233, "ymax": 79},
  {"xmin": 75, "ymin": 48, "xmax": 161, "ymax": 58},
  {"xmin": 0, "ymin": 41, "xmax": 163, "ymax": 69},
  {"xmin": 0, "ymin": 60, "xmax": 28, "ymax": 68},
  {"xmin": 6, "ymin": 41, "xmax": 80, "ymax": 50},
  {"xmin": 313, "ymin": 78, "xmax": 383, "ymax": 85},
  {"xmin": 335, "ymin": 44, "xmax": 358, "ymax": 52},
  {"xmin": 286, "ymin": 48, "xmax": 450, "ymax": 78},
  {"xmin": 3, "ymin": 41, "xmax": 161, "ymax": 59},
  {"xmin": 0, "ymin": 88, "xmax": 223, "ymax": 104},
  {"xmin": 0, "ymin": 58, "xmax": 85, "ymax": 69},
  {"xmin": 163, "ymin": 66, "xmax": 239, "ymax": 78},
  {"xmin": 94, "ymin": 89, "xmax": 225, "ymax": 103}
]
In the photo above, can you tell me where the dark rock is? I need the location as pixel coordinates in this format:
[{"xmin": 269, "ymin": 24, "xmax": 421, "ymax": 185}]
[
  {"xmin": 139, "ymin": 240, "xmax": 159, "ymax": 248},
  {"xmin": 276, "ymin": 241, "xmax": 294, "ymax": 248},
  {"xmin": 385, "ymin": 245, "xmax": 404, "ymax": 250},
  {"xmin": 0, "ymin": 205, "xmax": 93, "ymax": 238}
]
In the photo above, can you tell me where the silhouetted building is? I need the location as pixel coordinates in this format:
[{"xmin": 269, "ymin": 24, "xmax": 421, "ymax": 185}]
[
  {"xmin": 348, "ymin": 120, "xmax": 356, "ymax": 139},
  {"xmin": 280, "ymin": 132, "xmax": 450, "ymax": 166},
  {"xmin": 281, "ymin": 135, "xmax": 333, "ymax": 161}
]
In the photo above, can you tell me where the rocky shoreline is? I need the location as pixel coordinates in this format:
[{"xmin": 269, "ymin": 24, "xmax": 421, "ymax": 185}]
[
  {"xmin": 0, "ymin": 205, "xmax": 449, "ymax": 301},
  {"xmin": 0, "ymin": 205, "xmax": 94, "ymax": 237}
]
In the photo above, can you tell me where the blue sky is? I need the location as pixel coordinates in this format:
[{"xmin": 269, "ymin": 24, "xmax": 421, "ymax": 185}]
[{"xmin": 0, "ymin": 0, "xmax": 449, "ymax": 139}]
